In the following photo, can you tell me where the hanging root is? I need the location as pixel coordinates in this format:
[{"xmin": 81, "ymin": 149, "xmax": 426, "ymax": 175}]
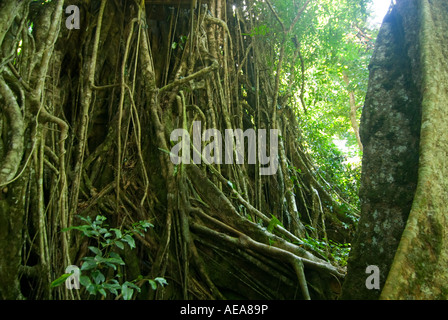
[{"xmin": 0, "ymin": 0, "xmax": 353, "ymax": 300}]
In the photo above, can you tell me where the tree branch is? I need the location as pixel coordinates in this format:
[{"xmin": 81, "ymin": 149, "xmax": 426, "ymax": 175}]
[
  {"xmin": 159, "ymin": 60, "xmax": 218, "ymax": 95},
  {"xmin": 0, "ymin": 75, "xmax": 24, "ymax": 186}
]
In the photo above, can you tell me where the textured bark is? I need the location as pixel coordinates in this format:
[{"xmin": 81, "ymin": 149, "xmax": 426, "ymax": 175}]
[
  {"xmin": 0, "ymin": 0, "xmax": 29, "ymax": 300},
  {"xmin": 341, "ymin": 0, "xmax": 423, "ymax": 299},
  {"xmin": 0, "ymin": 174, "xmax": 27, "ymax": 300},
  {"xmin": 0, "ymin": 75, "xmax": 25, "ymax": 184},
  {"xmin": 343, "ymin": 0, "xmax": 448, "ymax": 300},
  {"xmin": 381, "ymin": 0, "xmax": 448, "ymax": 299}
]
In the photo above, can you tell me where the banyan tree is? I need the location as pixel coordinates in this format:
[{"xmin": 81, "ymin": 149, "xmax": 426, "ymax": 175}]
[{"xmin": 1, "ymin": 0, "xmax": 384, "ymax": 300}]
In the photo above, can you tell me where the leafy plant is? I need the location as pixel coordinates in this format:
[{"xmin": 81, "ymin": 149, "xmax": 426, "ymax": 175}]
[
  {"xmin": 267, "ymin": 214, "xmax": 283, "ymax": 233},
  {"xmin": 172, "ymin": 35, "xmax": 188, "ymax": 50},
  {"xmin": 51, "ymin": 215, "xmax": 167, "ymax": 300},
  {"xmin": 242, "ymin": 24, "xmax": 270, "ymax": 37},
  {"xmin": 327, "ymin": 239, "xmax": 351, "ymax": 267},
  {"xmin": 299, "ymin": 235, "xmax": 350, "ymax": 267}
]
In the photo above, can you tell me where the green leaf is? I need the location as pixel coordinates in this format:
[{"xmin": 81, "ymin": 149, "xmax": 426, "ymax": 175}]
[
  {"xmin": 101, "ymin": 261, "xmax": 116, "ymax": 270},
  {"xmin": 115, "ymin": 241, "xmax": 124, "ymax": 250},
  {"xmin": 88, "ymin": 246, "xmax": 102, "ymax": 257},
  {"xmin": 96, "ymin": 215, "xmax": 107, "ymax": 222},
  {"xmin": 86, "ymin": 283, "xmax": 96, "ymax": 295},
  {"xmin": 81, "ymin": 257, "xmax": 97, "ymax": 271},
  {"xmin": 121, "ymin": 282, "xmax": 134, "ymax": 300},
  {"xmin": 126, "ymin": 281, "xmax": 141, "ymax": 291},
  {"xmin": 109, "ymin": 252, "xmax": 123, "ymax": 260},
  {"xmin": 79, "ymin": 275, "xmax": 92, "ymax": 287},
  {"xmin": 139, "ymin": 221, "xmax": 153, "ymax": 229},
  {"xmin": 305, "ymin": 224, "xmax": 315, "ymax": 232},
  {"xmin": 267, "ymin": 214, "xmax": 282, "ymax": 233},
  {"xmin": 158, "ymin": 148, "xmax": 176, "ymax": 157},
  {"xmin": 147, "ymin": 279, "xmax": 157, "ymax": 290},
  {"xmin": 154, "ymin": 277, "xmax": 168, "ymax": 287},
  {"xmin": 98, "ymin": 288, "xmax": 107, "ymax": 298},
  {"xmin": 61, "ymin": 225, "xmax": 90, "ymax": 235},
  {"xmin": 92, "ymin": 270, "xmax": 105, "ymax": 284},
  {"xmin": 78, "ymin": 215, "xmax": 92, "ymax": 224},
  {"xmin": 103, "ymin": 282, "xmax": 120, "ymax": 296},
  {"xmin": 106, "ymin": 252, "xmax": 125, "ymax": 266},
  {"xmin": 122, "ymin": 234, "xmax": 135, "ymax": 249},
  {"xmin": 50, "ymin": 273, "xmax": 71, "ymax": 288},
  {"xmin": 111, "ymin": 228, "xmax": 122, "ymax": 239},
  {"xmin": 147, "ymin": 277, "xmax": 168, "ymax": 290}
]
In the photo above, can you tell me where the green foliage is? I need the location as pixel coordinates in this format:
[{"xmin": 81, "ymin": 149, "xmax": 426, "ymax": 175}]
[
  {"xmin": 50, "ymin": 273, "xmax": 72, "ymax": 289},
  {"xmin": 241, "ymin": 0, "xmax": 373, "ymax": 269},
  {"xmin": 300, "ymin": 119, "xmax": 361, "ymax": 212},
  {"xmin": 300, "ymin": 235, "xmax": 351, "ymax": 267},
  {"xmin": 64, "ymin": 215, "xmax": 152, "ymax": 250},
  {"xmin": 53, "ymin": 215, "xmax": 167, "ymax": 300},
  {"xmin": 267, "ymin": 214, "xmax": 282, "ymax": 233},
  {"xmin": 242, "ymin": 24, "xmax": 270, "ymax": 37},
  {"xmin": 172, "ymin": 35, "xmax": 188, "ymax": 50},
  {"xmin": 327, "ymin": 239, "xmax": 351, "ymax": 267},
  {"xmin": 247, "ymin": 0, "xmax": 375, "ymax": 218}
]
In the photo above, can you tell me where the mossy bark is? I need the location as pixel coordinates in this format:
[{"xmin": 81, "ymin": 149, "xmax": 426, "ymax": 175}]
[
  {"xmin": 380, "ymin": 0, "xmax": 448, "ymax": 299},
  {"xmin": 342, "ymin": 0, "xmax": 448, "ymax": 300},
  {"xmin": 0, "ymin": 175, "xmax": 27, "ymax": 300},
  {"xmin": 341, "ymin": 0, "xmax": 423, "ymax": 299}
]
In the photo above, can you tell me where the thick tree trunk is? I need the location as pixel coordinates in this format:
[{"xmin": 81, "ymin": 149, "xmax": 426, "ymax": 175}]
[
  {"xmin": 342, "ymin": 0, "xmax": 448, "ymax": 299},
  {"xmin": 341, "ymin": 0, "xmax": 422, "ymax": 299},
  {"xmin": 380, "ymin": 0, "xmax": 448, "ymax": 299}
]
